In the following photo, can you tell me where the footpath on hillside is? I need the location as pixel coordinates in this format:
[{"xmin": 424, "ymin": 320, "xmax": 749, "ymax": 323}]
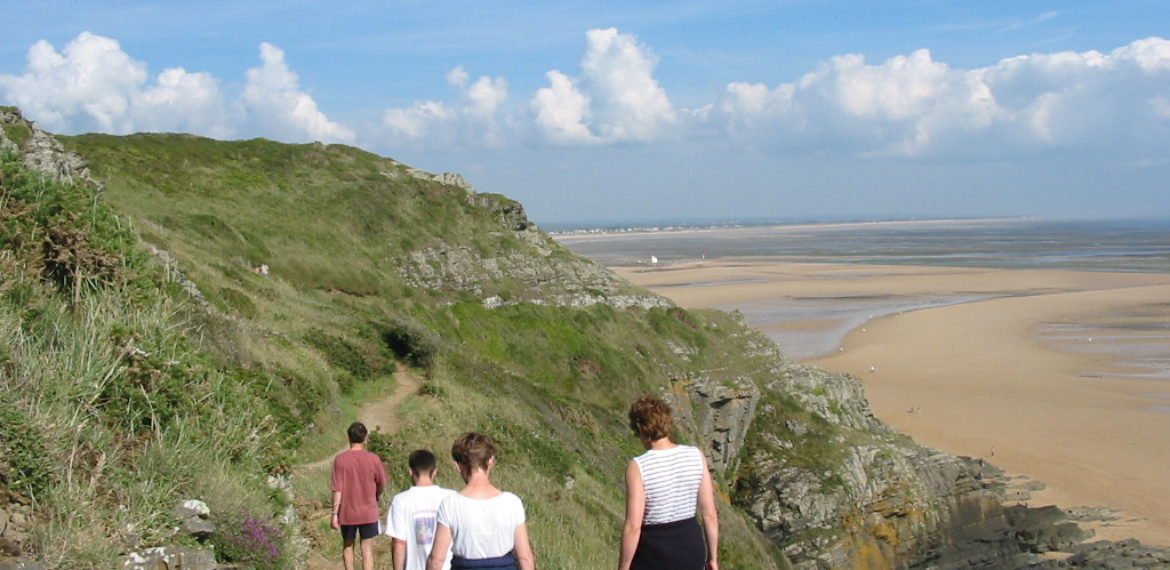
[{"xmin": 296, "ymin": 368, "xmax": 421, "ymax": 569}]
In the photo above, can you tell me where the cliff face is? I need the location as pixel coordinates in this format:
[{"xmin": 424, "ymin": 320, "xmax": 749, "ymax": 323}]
[{"xmin": 694, "ymin": 338, "xmax": 1021, "ymax": 569}]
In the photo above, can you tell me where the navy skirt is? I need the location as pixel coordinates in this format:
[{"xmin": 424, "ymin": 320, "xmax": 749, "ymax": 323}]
[{"xmin": 631, "ymin": 517, "xmax": 706, "ymax": 570}]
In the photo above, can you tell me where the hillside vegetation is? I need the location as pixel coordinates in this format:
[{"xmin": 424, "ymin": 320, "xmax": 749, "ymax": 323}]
[{"xmin": 2, "ymin": 112, "xmax": 800, "ymax": 568}]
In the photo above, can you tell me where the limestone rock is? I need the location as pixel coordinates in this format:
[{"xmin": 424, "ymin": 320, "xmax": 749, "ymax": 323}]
[
  {"xmin": 1006, "ymin": 505, "xmax": 1089, "ymax": 553},
  {"xmin": 173, "ymin": 499, "xmax": 215, "ymax": 540},
  {"xmin": 180, "ymin": 517, "xmax": 216, "ymax": 539},
  {"xmin": 122, "ymin": 547, "xmax": 216, "ymax": 570},
  {"xmin": 173, "ymin": 499, "xmax": 210, "ymax": 520},
  {"xmin": 677, "ymin": 373, "xmax": 759, "ymax": 473},
  {"xmin": 404, "ymin": 167, "xmax": 475, "ymax": 192},
  {"xmin": 0, "ymin": 108, "xmax": 102, "ymax": 190},
  {"xmin": 1029, "ymin": 538, "xmax": 1170, "ymax": 569},
  {"xmin": 398, "ymin": 241, "xmax": 669, "ymax": 310}
]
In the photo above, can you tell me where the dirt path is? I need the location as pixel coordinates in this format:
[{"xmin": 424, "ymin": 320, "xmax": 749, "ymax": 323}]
[
  {"xmin": 296, "ymin": 368, "xmax": 422, "ymax": 569},
  {"xmin": 357, "ymin": 367, "xmax": 420, "ymax": 435},
  {"xmin": 299, "ymin": 368, "xmax": 422, "ymax": 472}
]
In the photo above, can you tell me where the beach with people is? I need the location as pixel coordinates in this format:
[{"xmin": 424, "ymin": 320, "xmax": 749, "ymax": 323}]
[{"xmin": 557, "ymin": 218, "xmax": 1170, "ymax": 548}]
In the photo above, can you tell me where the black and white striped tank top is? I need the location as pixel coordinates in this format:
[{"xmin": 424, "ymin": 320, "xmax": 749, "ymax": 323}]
[{"xmin": 633, "ymin": 444, "xmax": 704, "ymax": 525}]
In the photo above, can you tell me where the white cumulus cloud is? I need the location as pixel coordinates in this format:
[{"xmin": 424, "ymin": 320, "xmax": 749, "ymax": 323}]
[
  {"xmin": 531, "ymin": 71, "xmax": 597, "ymax": 145},
  {"xmin": 712, "ymin": 37, "xmax": 1170, "ymax": 159},
  {"xmin": 531, "ymin": 28, "xmax": 676, "ymax": 144},
  {"xmin": 381, "ymin": 66, "xmax": 512, "ymax": 148},
  {"xmin": 5, "ymin": 31, "xmax": 1170, "ymax": 163},
  {"xmin": 0, "ymin": 32, "xmax": 355, "ymax": 143},
  {"xmin": 132, "ymin": 67, "xmax": 231, "ymax": 139},
  {"xmin": 0, "ymin": 32, "xmax": 150, "ymax": 134},
  {"xmin": 240, "ymin": 43, "xmax": 355, "ymax": 144}
]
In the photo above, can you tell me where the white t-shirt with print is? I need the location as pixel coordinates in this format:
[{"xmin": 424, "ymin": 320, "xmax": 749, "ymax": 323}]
[
  {"xmin": 387, "ymin": 485, "xmax": 458, "ymax": 570},
  {"xmin": 435, "ymin": 492, "xmax": 526, "ymax": 560}
]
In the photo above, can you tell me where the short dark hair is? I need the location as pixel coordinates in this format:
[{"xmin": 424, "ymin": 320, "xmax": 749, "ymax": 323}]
[
  {"xmin": 451, "ymin": 432, "xmax": 496, "ymax": 471},
  {"xmin": 347, "ymin": 422, "xmax": 368, "ymax": 444},
  {"xmin": 628, "ymin": 395, "xmax": 672, "ymax": 441},
  {"xmin": 408, "ymin": 449, "xmax": 437, "ymax": 474}
]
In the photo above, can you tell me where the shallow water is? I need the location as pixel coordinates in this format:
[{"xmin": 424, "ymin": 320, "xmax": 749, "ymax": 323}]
[
  {"xmin": 560, "ymin": 218, "xmax": 1170, "ymax": 379},
  {"xmin": 717, "ymin": 294, "xmax": 992, "ymax": 359}
]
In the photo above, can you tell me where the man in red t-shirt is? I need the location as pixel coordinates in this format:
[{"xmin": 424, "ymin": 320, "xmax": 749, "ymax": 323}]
[{"xmin": 332, "ymin": 422, "xmax": 388, "ymax": 570}]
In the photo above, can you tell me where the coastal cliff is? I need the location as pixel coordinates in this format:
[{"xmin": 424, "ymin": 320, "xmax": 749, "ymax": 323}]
[{"xmin": 2, "ymin": 107, "xmax": 1168, "ymax": 569}]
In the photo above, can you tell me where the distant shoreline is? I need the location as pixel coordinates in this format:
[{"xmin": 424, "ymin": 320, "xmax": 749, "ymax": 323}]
[{"xmin": 551, "ymin": 216, "xmax": 1029, "ymax": 241}]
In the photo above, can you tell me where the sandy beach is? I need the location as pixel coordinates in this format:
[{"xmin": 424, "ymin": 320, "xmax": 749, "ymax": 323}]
[{"xmin": 614, "ymin": 260, "xmax": 1170, "ymax": 547}]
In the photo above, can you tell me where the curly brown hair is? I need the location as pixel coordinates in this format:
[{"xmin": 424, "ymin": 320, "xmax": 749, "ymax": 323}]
[
  {"xmin": 451, "ymin": 431, "xmax": 497, "ymax": 471},
  {"xmin": 628, "ymin": 395, "xmax": 673, "ymax": 442}
]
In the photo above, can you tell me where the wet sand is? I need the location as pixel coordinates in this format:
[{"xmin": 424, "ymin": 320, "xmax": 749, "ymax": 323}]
[{"xmin": 615, "ymin": 261, "xmax": 1170, "ymax": 546}]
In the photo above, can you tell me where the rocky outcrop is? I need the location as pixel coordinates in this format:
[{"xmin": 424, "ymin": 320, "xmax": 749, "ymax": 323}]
[
  {"xmin": 398, "ymin": 240, "xmax": 669, "ymax": 310},
  {"xmin": 0, "ymin": 107, "xmax": 101, "ymax": 190},
  {"xmin": 671, "ymin": 372, "xmax": 761, "ymax": 473},
  {"xmin": 122, "ymin": 546, "xmax": 217, "ymax": 570},
  {"xmin": 396, "ymin": 188, "xmax": 671, "ymax": 309},
  {"xmin": 468, "ymin": 193, "xmax": 533, "ymax": 231},
  {"xmin": 1032, "ymin": 538, "xmax": 1170, "ymax": 569},
  {"xmin": 404, "ymin": 167, "xmax": 475, "ymax": 192}
]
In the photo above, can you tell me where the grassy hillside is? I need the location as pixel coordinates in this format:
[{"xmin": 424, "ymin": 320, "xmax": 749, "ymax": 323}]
[
  {"xmin": 0, "ymin": 146, "xmax": 296, "ymax": 567},
  {"xmin": 0, "ymin": 129, "xmax": 806, "ymax": 568}
]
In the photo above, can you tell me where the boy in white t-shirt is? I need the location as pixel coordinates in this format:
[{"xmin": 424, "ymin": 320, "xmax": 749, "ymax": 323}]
[{"xmin": 387, "ymin": 449, "xmax": 457, "ymax": 570}]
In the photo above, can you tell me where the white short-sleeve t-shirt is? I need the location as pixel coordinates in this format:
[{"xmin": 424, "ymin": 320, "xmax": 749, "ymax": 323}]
[
  {"xmin": 387, "ymin": 485, "xmax": 458, "ymax": 570},
  {"xmin": 435, "ymin": 492, "xmax": 526, "ymax": 560}
]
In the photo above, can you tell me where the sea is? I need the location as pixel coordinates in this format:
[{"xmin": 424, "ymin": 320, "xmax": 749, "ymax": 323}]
[
  {"xmin": 555, "ymin": 217, "xmax": 1170, "ymax": 382},
  {"xmin": 553, "ymin": 217, "xmax": 1170, "ymax": 273}
]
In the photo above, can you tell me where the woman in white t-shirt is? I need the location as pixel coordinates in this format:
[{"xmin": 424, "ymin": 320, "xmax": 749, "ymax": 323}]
[
  {"xmin": 619, "ymin": 395, "xmax": 719, "ymax": 570},
  {"xmin": 427, "ymin": 432, "xmax": 535, "ymax": 570}
]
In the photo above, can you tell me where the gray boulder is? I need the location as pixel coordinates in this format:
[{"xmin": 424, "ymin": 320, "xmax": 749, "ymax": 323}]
[
  {"xmin": 122, "ymin": 546, "xmax": 216, "ymax": 570},
  {"xmin": 173, "ymin": 500, "xmax": 215, "ymax": 540}
]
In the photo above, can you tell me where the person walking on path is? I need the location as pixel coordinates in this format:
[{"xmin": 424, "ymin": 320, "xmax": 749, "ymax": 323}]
[
  {"xmin": 388, "ymin": 449, "xmax": 457, "ymax": 570},
  {"xmin": 332, "ymin": 422, "xmax": 388, "ymax": 570},
  {"xmin": 427, "ymin": 432, "xmax": 535, "ymax": 570},
  {"xmin": 619, "ymin": 395, "xmax": 719, "ymax": 570}
]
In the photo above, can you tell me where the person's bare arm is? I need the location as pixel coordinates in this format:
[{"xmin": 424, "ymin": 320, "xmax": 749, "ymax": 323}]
[
  {"xmin": 513, "ymin": 523, "xmax": 535, "ymax": 570},
  {"xmin": 392, "ymin": 538, "xmax": 407, "ymax": 570},
  {"xmin": 697, "ymin": 455, "xmax": 719, "ymax": 570},
  {"xmin": 618, "ymin": 460, "xmax": 645, "ymax": 570},
  {"xmin": 331, "ymin": 490, "xmax": 342, "ymax": 530},
  {"xmin": 426, "ymin": 524, "xmax": 452, "ymax": 570}
]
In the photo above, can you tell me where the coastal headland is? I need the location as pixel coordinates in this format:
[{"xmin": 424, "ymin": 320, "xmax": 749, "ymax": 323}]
[{"xmin": 613, "ymin": 260, "xmax": 1170, "ymax": 547}]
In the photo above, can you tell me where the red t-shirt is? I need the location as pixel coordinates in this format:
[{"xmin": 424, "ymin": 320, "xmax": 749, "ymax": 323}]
[{"xmin": 331, "ymin": 449, "xmax": 388, "ymax": 525}]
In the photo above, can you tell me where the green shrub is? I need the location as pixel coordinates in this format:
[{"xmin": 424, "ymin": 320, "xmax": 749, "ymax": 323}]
[
  {"xmin": 416, "ymin": 382, "xmax": 446, "ymax": 398},
  {"xmin": 0, "ymin": 396, "xmax": 52, "ymax": 498},
  {"xmin": 378, "ymin": 318, "xmax": 441, "ymax": 368},
  {"xmin": 304, "ymin": 328, "xmax": 372, "ymax": 380}
]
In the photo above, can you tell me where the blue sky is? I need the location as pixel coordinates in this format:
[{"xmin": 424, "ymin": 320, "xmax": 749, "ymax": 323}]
[{"xmin": 2, "ymin": 1, "xmax": 1169, "ymax": 224}]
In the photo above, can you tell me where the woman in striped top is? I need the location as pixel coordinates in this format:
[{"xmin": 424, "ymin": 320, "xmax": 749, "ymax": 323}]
[{"xmin": 619, "ymin": 395, "xmax": 719, "ymax": 570}]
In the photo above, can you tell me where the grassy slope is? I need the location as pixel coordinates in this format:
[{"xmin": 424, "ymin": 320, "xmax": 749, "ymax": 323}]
[{"xmin": 56, "ymin": 133, "xmax": 790, "ymax": 568}]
